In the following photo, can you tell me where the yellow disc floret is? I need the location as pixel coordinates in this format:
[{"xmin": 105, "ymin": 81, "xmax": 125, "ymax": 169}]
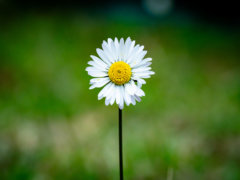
[{"xmin": 108, "ymin": 61, "xmax": 132, "ymax": 85}]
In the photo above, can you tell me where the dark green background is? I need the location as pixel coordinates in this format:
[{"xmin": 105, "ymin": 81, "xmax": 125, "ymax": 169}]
[{"xmin": 0, "ymin": 1, "xmax": 240, "ymax": 179}]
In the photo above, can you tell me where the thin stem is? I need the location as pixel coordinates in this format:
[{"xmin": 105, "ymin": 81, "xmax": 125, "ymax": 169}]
[{"xmin": 119, "ymin": 108, "xmax": 123, "ymax": 180}]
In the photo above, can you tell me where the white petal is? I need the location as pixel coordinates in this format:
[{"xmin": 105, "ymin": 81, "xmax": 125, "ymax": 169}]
[
  {"xmin": 105, "ymin": 97, "xmax": 111, "ymax": 106},
  {"xmin": 110, "ymin": 86, "xmax": 116, "ymax": 105},
  {"xmin": 119, "ymin": 103, "xmax": 124, "ymax": 110},
  {"xmin": 107, "ymin": 38, "xmax": 113, "ymax": 44},
  {"xmin": 86, "ymin": 64, "xmax": 108, "ymax": 72},
  {"xmin": 87, "ymin": 61, "xmax": 107, "ymax": 71},
  {"xmin": 119, "ymin": 38, "xmax": 124, "ymax": 60},
  {"xmin": 105, "ymin": 83, "xmax": 115, "ymax": 97},
  {"xmin": 90, "ymin": 55, "xmax": 109, "ymax": 68},
  {"xmin": 127, "ymin": 45, "xmax": 143, "ymax": 64},
  {"xmin": 135, "ymin": 87, "xmax": 145, "ymax": 97},
  {"xmin": 86, "ymin": 67, "xmax": 101, "ymax": 72},
  {"xmin": 132, "ymin": 67, "xmax": 151, "ymax": 73},
  {"xmin": 132, "ymin": 58, "xmax": 152, "ymax": 68},
  {"xmin": 86, "ymin": 66, "xmax": 107, "ymax": 74},
  {"xmin": 134, "ymin": 95, "xmax": 141, "ymax": 102},
  {"xmin": 90, "ymin": 78, "xmax": 110, "ymax": 89},
  {"xmin": 116, "ymin": 85, "xmax": 121, "ymax": 105},
  {"xmin": 96, "ymin": 48, "xmax": 111, "ymax": 65},
  {"xmin": 119, "ymin": 85, "xmax": 124, "ymax": 109},
  {"xmin": 98, "ymin": 83, "xmax": 113, "ymax": 100},
  {"xmin": 132, "ymin": 71, "xmax": 155, "ymax": 80},
  {"xmin": 123, "ymin": 37, "xmax": 131, "ymax": 61},
  {"xmin": 87, "ymin": 70, "xmax": 107, "ymax": 77},
  {"xmin": 129, "ymin": 50, "xmax": 147, "ymax": 67},
  {"xmin": 123, "ymin": 86, "xmax": 132, "ymax": 106},
  {"xmin": 131, "ymin": 77, "xmax": 146, "ymax": 87},
  {"xmin": 130, "ymin": 95, "xmax": 136, "ymax": 105},
  {"xmin": 125, "ymin": 81, "xmax": 135, "ymax": 95},
  {"xmin": 138, "ymin": 62, "xmax": 152, "ymax": 68},
  {"xmin": 105, "ymin": 84, "xmax": 115, "ymax": 102},
  {"xmin": 126, "ymin": 45, "xmax": 139, "ymax": 63},
  {"xmin": 130, "ymin": 80, "xmax": 138, "ymax": 94},
  {"xmin": 102, "ymin": 41, "xmax": 115, "ymax": 63},
  {"xmin": 90, "ymin": 77, "xmax": 109, "ymax": 84},
  {"xmin": 109, "ymin": 40, "xmax": 117, "ymax": 61},
  {"xmin": 125, "ymin": 40, "xmax": 135, "ymax": 61},
  {"xmin": 114, "ymin": 37, "xmax": 120, "ymax": 61},
  {"xmin": 129, "ymin": 80, "xmax": 145, "ymax": 97}
]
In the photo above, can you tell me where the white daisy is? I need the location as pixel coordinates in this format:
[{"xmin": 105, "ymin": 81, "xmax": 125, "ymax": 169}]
[{"xmin": 86, "ymin": 37, "xmax": 155, "ymax": 109}]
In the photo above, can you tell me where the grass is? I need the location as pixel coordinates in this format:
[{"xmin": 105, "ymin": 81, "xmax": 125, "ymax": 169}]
[{"xmin": 0, "ymin": 10, "xmax": 240, "ymax": 180}]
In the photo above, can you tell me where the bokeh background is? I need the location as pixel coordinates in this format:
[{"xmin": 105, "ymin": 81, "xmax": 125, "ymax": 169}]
[{"xmin": 0, "ymin": 0, "xmax": 240, "ymax": 179}]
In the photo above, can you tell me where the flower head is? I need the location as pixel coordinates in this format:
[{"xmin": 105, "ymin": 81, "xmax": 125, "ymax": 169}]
[{"xmin": 86, "ymin": 37, "xmax": 155, "ymax": 109}]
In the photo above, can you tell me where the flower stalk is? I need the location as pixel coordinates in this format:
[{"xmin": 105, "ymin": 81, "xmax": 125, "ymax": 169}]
[{"xmin": 118, "ymin": 108, "xmax": 123, "ymax": 180}]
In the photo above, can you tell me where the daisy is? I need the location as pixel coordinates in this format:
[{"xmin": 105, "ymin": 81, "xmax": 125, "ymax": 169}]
[{"xmin": 86, "ymin": 37, "xmax": 154, "ymax": 109}]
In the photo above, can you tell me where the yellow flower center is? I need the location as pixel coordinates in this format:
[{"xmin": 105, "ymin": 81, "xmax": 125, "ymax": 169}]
[{"xmin": 108, "ymin": 61, "xmax": 132, "ymax": 85}]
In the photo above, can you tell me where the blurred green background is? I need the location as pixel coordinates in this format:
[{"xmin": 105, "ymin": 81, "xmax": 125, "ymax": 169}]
[{"xmin": 0, "ymin": 0, "xmax": 240, "ymax": 179}]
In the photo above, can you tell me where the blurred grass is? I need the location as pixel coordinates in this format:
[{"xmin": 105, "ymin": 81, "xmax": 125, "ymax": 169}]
[{"xmin": 0, "ymin": 11, "xmax": 240, "ymax": 180}]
